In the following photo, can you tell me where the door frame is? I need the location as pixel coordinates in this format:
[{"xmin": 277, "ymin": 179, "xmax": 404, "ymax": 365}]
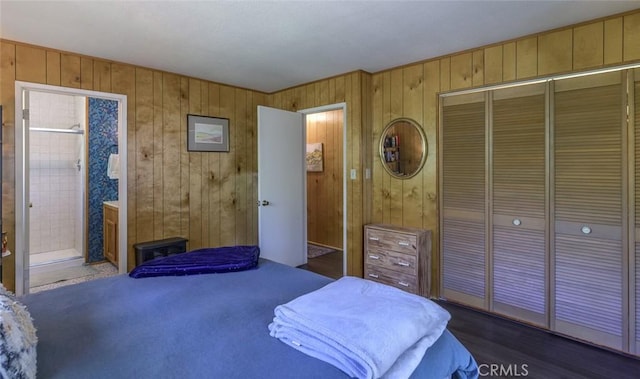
[
  {"xmin": 300, "ymin": 103, "xmax": 347, "ymax": 276},
  {"xmin": 14, "ymin": 81, "xmax": 128, "ymax": 295}
]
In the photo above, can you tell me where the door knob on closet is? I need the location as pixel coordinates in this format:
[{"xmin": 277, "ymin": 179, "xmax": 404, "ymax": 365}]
[
  {"xmin": 29, "ymin": 203, "xmax": 33, "ymax": 208},
  {"xmin": 257, "ymin": 200, "xmax": 270, "ymax": 206}
]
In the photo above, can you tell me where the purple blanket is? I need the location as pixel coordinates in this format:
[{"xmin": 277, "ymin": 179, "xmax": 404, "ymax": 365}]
[{"xmin": 129, "ymin": 245, "xmax": 260, "ymax": 278}]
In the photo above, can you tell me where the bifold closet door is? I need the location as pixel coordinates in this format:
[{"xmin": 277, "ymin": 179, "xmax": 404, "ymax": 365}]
[
  {"xmin": 491, "ymin": 84, "xmax": 547, "ymax": 327},
  {"xmin": 441, "ymin": 93, "xmax": 486, "ymax": 309},
  {"xmin": 553, "ymin": 72, "xmax": 625, "ymax": 350},
  {"xmin": 634, "ymin": 67, "xmax": 640, "ymax": 355}
]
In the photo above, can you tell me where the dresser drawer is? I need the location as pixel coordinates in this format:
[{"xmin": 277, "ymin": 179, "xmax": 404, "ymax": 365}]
[
  {"xmin": 365, "ymin": 248, "xmax": 417, "ymax": 276},
  {"xmin": 366, "ymin": 228, "xmax": 417, "ymax": 255},
  {"xmin": 365, "ymin": 264, "xmax": 418, "ymax": 294}
]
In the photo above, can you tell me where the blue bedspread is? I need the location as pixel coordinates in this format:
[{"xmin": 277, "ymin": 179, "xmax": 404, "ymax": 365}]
[
  {"xmin": 21, "ymin": 259, "xmax": 478, "ymax": 379},
  {"xmin": 129, "ymin": 245, "xmax": 260, "ymax": 278}
]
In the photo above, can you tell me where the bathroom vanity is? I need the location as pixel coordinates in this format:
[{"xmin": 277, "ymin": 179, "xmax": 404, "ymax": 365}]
[{"xmin": 103, "ymin": 201, "xmax": 118, "ymax": 265}]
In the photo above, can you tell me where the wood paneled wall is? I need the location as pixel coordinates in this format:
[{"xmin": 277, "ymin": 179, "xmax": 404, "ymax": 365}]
[
  {"xmin": 370, "ymin": 10, "xmax": 640, "ymax": 296},
  {"xmin": 306, "ymin": 109, "xmax": 343, "ymax": 250},
  {"xmin": 270, "ymin": 72, "xmax": 372, "ymax": 277},
  {"xmin": 0, "ymin": 41, "xmax": 267, "ymax": 290},
  {"xmin": 1, "ymin": 9, "xmax": 639, "ymax": 292}
]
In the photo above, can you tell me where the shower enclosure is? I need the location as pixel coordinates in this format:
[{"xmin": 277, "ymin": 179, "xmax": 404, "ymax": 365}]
[{"xmin": 28, "ymin": 91, "xmax": 86, "ymax": 271}]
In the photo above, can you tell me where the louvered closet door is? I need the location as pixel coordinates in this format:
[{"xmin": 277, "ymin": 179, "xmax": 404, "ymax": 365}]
[
  {"xmin": 553, "ymin": 72, "xmax": 625, "ymax": 350},
  {"xmin": 634, "ymin": 67, "xmax": 640, "ymax": 356},
  {"xmin": 441, "ymin": 93, "xmax": 486, "ymax": 308},
  {"xmin": 492, "ymin": 84, "xmax": 547, "ymax": 326}
]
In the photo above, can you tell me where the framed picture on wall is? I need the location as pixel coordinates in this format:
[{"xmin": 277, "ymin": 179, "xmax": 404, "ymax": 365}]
[
  {"xmin": 187, "ymin": 114, "xmax": 230, "ymax": 152},
  {"xmin": 306, "ymin": 143, "xmax": 323, "ymax": 172}
]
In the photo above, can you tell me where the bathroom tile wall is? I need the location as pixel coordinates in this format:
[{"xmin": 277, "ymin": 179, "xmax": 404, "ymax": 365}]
[
  {"xmin": 87, "ymin": 97, "xmax": 118, "ymax": 262},
  {"xmin": 29, "ymin": 92, "xmax": 83, "ymax": 255}
]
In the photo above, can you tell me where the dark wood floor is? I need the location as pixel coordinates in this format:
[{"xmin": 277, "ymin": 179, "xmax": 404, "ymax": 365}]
[
  {"xmin": 298, "ymin": 250, "xmax": 343, "ymax": 279},
  {"xmin": 440, "ymin": 301, "xmax": 640, "ymax": 378}
]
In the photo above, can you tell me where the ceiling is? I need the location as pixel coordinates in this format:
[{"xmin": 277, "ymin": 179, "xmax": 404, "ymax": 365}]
[{"xmin": 2, "ymin": 1, "xmax": 639, "ymax": 93}]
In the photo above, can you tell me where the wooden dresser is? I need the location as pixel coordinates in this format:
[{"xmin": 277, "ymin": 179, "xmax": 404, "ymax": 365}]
[{"xmin": 364, "ymin": 224, "xmax": 431, "ymax": 297}]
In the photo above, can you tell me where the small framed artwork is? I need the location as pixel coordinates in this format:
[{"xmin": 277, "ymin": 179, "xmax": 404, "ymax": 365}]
[
  {"xmin": 187, "ymin": 114, "xmax": 230, "ymax": 152},
  {"xmin": 306, "ymin": 142, "xmax": 323, "ymax": 172}
]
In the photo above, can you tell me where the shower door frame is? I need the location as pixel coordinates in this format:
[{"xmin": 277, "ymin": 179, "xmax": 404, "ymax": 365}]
[{"xmin": 15, "ymin": 81, "xmax": 128, "ymax": 295}]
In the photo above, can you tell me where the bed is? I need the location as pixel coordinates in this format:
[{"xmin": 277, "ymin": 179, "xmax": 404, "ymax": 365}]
[{"xmin": 19, "ymin": 258, "xmax": 478, "ymax": 378}]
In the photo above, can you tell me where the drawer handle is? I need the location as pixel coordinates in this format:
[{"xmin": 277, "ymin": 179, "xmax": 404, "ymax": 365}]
[
  {"xmin": 368, "ymin": 254, "xmax": 380, "ymax": 260},
  {"xmin": 395, "ymin": 261, "xmax": 410, "ymax": 267},
  {"xmin": 581, "ymin": 226, "xmax": 592, "ymax": 234},
  {"xmin": 368, "ymin": 273, "xmax": 379, "ymax": 279},
  {"xmin": 512, "ymin": 218, "xmax": 521, "ymax": 226},
  {"xmin": 368, "ymin": 237, "xmax": 380, "ymax": 241},
  {"xmin": 398, "ymin": 281, "xmax": 409, "ymax": 287},
  {"xmin": 398, "ymin": 241, "xmax": 410, "ymax": 246}
]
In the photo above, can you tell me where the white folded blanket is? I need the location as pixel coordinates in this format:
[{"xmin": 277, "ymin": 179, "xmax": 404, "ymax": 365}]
[{"xmin": 268, "ymin": 276, "xmax": 451, "ymax": 379}]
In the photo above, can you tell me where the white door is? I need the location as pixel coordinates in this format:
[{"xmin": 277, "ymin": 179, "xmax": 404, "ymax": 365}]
[{"xmin": 257, "ymin": 106, "xmax": 306, "ymax": 267}]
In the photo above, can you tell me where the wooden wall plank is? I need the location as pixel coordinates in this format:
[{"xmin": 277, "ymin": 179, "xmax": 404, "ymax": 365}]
[
  {"xmin": 81, "ymin": 57, "xmax": 93, "ymax": 90},
  {"xmin": 402, "ymin": 64, "xmax": 424, "ymax": 229},
  {"xmin": 134, "ymin": 68, "xmax": 154, "ymax": 244},
  {"xmin": 604, "ymin": 18, "xmax": 623, "ymax": 65},
  {"xmin": 472, "ymin": 50, "xmax": 485, "ymax": 87},
  {"xmin": 624, "ymin": 12, "xmax": 640, "ymax": 62},
  {"xmin": 219, "ymin": 85, "xmax": 236, "ymax": 245},
  {"xmin": 484, "ymin": 45, "xmax": 503, "ymax": 84},
  {"xmin": 152, "ymin": 71, "xmax": 164, "ymax": 240},
  {"xmin": 450, "ymin": 53, "xmax": 473, "ymax": 90},
  {"xmin": 503, "ymin": 42, "xmax": 517, "ymax": 81},
  {"xmin": 389, "ymin": 68, "xmax": 403, "ymax": 226},
  {"xmin": 188, "ymin": 79, "xmax": 203, "ymax": 249},
  {"xmin": 1, "ymin": 41, "xmax": 16, "ymax": 290},
  {"xmin": 382, "ymin": 71, "xmax": 392, "ymax": 224},
  {"xmin": 350, "ymin": 72, "xmax": 364, "ymax": 277},
  {"xmin": 161, "ymin": 73, "xmax": 182, "ymax": 241},
  {"xmin": 517, "ymin": 37, "xmax": 538, "ymax": 79},
  {"xmin": 60, "ymin": 53, "xmax": 81, "ymax": 88},
  {"xmin": 199, "ymin": 82, "xmax": 210, "ymax": 247},
  {"xmin": 179, "ymin": 77, "xmax": 190, "ymax": 244},
  {"xmin": 538, "ymin": 29, "xmax": 573, "ymax": 75},
  {"xmin": 93, "ymin": 60, "xmax": 112, "ymax": 93},
  {"xmin": 15, "ymin": 45, "xmax": 46, "ymax": 83},
  {"xmin": 208, "ymin": 83, "xmax": 222, "ymax": 247},
  {"xmin": 574, "ymin": 22, "xmax": 604, "ymax": 69},
  {"xmin": 234, "ymin": 88, "xmax": 248, "ymax": 244},
  {"xmin": 307, "ymin": 117, "xmax": 319, "ymax": 243},
  {"xmin": 46, "ymin": 51, "xmax": 60, "ymax": 85},
  {"xmin": 372, "ymin": 73, "xmax": 384, "ymax": 223},
  {"xmin": 440, "ymin": 57, "xmax": 451, "ymax": 92}
]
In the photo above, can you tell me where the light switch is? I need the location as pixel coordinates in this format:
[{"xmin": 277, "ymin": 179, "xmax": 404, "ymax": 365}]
[
  {"xmin": 350, "ymin": 169, "xmax": 357, "ymax": 180},
  {"xmin": 365, "ymin": 168, "xmax": 371, "ymax": 179}
]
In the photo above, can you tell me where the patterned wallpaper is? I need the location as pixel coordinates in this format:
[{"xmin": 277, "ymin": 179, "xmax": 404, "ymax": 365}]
[{"xmin": 87, "ymin": 98, "xmax": 118, "ymax": 262}]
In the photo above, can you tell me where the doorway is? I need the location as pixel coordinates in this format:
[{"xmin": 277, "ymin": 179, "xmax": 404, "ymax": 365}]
[
  {"xmin": 15, "ymin": 81, "xmax": 128, "ymax": 296},
  {"xmin": 256, "ymin": 103, "xmax": 347, "ymax": 278},
  {"xmin": 303, "ymin": 108, "xmax": 344, "ymax": 279}
]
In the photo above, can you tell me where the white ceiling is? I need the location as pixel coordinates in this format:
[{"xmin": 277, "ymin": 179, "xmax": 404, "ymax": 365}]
[{"xmin": 2, "ymin": 1, "xmax": 639, "ymax": 93}]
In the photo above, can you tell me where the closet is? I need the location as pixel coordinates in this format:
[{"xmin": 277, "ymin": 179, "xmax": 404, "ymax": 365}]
[{"xmin": 440, "ymin": 68, "xmax": 638, "ymax": 356}]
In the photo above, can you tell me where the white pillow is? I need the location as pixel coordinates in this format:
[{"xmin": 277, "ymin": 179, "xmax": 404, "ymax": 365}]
[{"xmin": 0, "ymin": 285, "xmax": 37, "ymax": 379}]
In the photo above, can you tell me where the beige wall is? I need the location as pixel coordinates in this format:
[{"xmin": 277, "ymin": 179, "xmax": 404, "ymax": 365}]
[{"xmin": 2, "ymin": 9, "xmax": 640, "ymax": 292}]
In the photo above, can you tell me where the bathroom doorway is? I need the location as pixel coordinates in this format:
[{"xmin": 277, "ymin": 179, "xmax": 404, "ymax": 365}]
[
  {"xmin": 27, "ymin": 91, "xmax": 87, "ymax": 279},
  {"xmin": 15, "ymin": 81, "xmax": 128, "ymax": 295}
]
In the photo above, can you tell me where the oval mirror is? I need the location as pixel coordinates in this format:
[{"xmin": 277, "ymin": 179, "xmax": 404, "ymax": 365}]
[{"xmin": 379, "ymin": 118, "xmax": 427, "ymax": 179}]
